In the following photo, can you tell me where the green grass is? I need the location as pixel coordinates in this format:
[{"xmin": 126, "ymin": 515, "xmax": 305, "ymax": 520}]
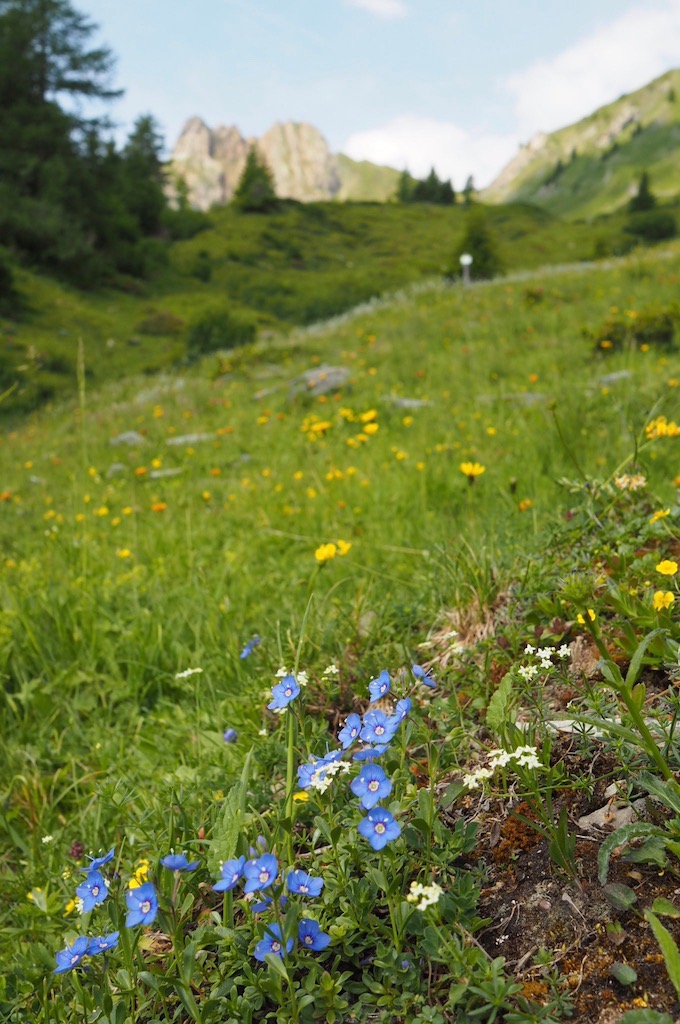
[
  {"xmin": 1, "ymin": 241, "xmax": 680, "ymax": 1022},
  {"xmin": 2, "ymin": 199, "xmax": 641, "ymax": 417}
]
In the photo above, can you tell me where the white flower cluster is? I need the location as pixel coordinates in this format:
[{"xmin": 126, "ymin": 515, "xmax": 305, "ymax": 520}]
[
  {"xmin": 275, "ymin": 667, "xmax": 308, "ymax": 686},
  {"xmin": 518, "ymin": 643, "xmax": 570, "ymax": 680},
  {"xmin": 406, "ymin": 880, "xmax": 443, "ymax": 910},
  {"xmin": 614, "ymin": 473, "xmax": 647, "ymax": 492},
  {"xmin": 309, "ymin": 759, "xmax": 350, "ymax": 793},
  {"xmin": 323, "ymin": 664, "xmax": 339, "ymax": 677},
  {"xmin": 462, "ymin": 744, "xmax": 543, "ymax": 790},
  {"xmin": 175, "ymin": 667, "xmax": 203, "ymax": 679}
]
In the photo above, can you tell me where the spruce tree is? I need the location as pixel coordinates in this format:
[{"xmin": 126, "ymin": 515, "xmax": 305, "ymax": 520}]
[
  {"xmin": 232, "ymin": 148, "xmax": 277, "ymax": 212},
  {"xmin": 451, "ymin": 210, "xmax": 502, "ymax": 280},
  {"xmin": 629, "ymin": 171, "xmax": 656, "ymax": 212}
]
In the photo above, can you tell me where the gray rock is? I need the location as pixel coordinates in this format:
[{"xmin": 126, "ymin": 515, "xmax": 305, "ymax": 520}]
[
  {"xmin": 599, "ymin": 370, "xmax": 632, "ymax": 385},
  {"xmin": 166, "ymin": 432, "xmax": 214, "ymax": 447},
  {"xmin": 110, "ymin": 431, "xmax": 147, "ymax": 447},
  {"xmin": 289, "ymin": 364, "xmax": 350, "ymax": 397},
  {"xmin": 106, "ymin": 463, "xmax": 127, "ymax": 478},
  {"xmin": 384, "ymin": 394, "xmax": 433, "ymax": 409},
  {"xmin": 149, "ymin": 468, "xmax": 183, "ymax": 479}
]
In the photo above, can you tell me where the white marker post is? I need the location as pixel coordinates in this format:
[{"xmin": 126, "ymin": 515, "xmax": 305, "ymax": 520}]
[{"xmin": 459, "ymin": 252, "xmax": 473, "ymax": 287}]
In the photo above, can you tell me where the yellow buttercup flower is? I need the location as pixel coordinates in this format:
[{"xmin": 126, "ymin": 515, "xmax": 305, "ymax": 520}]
[
  {"xmin": 653, "ymin": 591, "xmax": 675, "ymax": 611},
  {"xmin": 576, "ymin": 609, "xmax": 596, "ymax": 624},
  {"xmin": 315, "ymin": 543, "xmax": 337, "ymax": 563},
  {"xmin": 656, "ymin": 560, "xmax": 678, "ymax": 576},
  {"xmin": 460, "ymin": 462, "xmax": 485, "ymax": 482},
  {"xmin": 649, "ymin": 509, "xmax": 670, "ymax": 524},
  {"xmin": 116, "ymin": 548, "xmax": 132, "ymax": 560},
  {"xmin": 336, "ymin": 539, "xmax": 352, "ymax": 556}
]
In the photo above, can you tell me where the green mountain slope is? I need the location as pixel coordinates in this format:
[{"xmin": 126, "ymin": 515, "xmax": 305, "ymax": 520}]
[
  {"xmin": 335, "ymin": 154, "xmax": 401, "ymax": 201},
  {"xmin": 485, "ymin": 69, "xmax": 680, "ymax": 217},
  {"xmin": 0, "ymin": 199, "xmax": 638, "ymax": 416}
]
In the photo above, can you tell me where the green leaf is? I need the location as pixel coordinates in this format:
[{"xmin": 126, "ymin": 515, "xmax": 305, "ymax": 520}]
[
  {"xmin": 486, "ymin": 674, "xmax": 514, "ymax": 733},
  {"xmin": 603, "ymin": 883, "xmax": 637, "ymax": 910},
  {"xmin": 618, "ymin": 1012, "xmax": 674, "ymax": 1024},
  {"xmin": 598, "ymin": 822, "xmax": 662, "ymax": 884},
  {"xmin": 440, "ymin": 781, "xmax": 465, "ymax": 808},
  {"xmin": 651, "ymin": 897, "xmax": 680, "ymax": 918},
  {"xmin": 637, "ymin": 772, "xmax": 680, "ymax": 815},
  {"xmin": 625, "ymin": 628, "xmax": 666, "ymax": 688},
  {"xmin": 207, "ymin": 783, "xmax": 243, "ymax": 876},
  {"xmin": 264, "ymin": 952, "xmax": 290, "ymax": 982},
  {"xmin": 623, "ymin": 836, "xmax": 667, "ymax": 868},
  {"xmin": 645, "ymin": 909, "xmax": 680, "ymax": 999},
  {"xmin": 609, "ymin": 962, "xmax": 638, "ymax": 985}
]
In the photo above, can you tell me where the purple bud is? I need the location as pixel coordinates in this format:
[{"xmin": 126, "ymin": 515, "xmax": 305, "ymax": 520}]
[{"xmin": 223, "ymin": 728, "xmax": 238, "ymax": 744}]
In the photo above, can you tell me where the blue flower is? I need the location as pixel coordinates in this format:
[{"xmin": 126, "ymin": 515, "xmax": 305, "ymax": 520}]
[
  {"xmin": 286, "ymin": 869, "xmax": 324, "ymax": 897},
  {"xmin": 412, "ymin": 663, "xmax": 437, "ymax": 688},
  {"xmin": 338, "ymin": 713, "xmax": 362, "ymax": 749},
  {"xmin": 267, "ymin": 675, "xmax": 300, "ymax": 711},
  {"xmin": 125, "ymin": 883, "xmax": 158, "ymax": 927},
  {"xmin": 75, "ymin": 870, "xmax": 108, "ymax": 912},
  {"xmin": 298, "ymin": 918, "xmax": 331, "ymax": 951},
  {"xmin": 86, "ymin": 932, "xmax": 119, "ymax": 955},
  {"xmin": 161, "ymin": 853, "xmax": 200, "ymax": 872},
  {"xmin": 368, "ymin": 670, "xmax": 391, "ymax": 702},
  {"xmin": 350, "ymin": 764, "xmax": 392, "ymax": 809},
  {"xmin": 81, "ymin": 846, "xmax": 115, "ymax": 872},
  {"xmin": 253, "ymin": 922, "xmax": 293, "ymax": 962},
  {"xmin": 358, "ymin": 807, "xmax": 401, "ymax": 851},
  {"xmin": 54, "ymin": 936, "xmax": 89, "ymax": 974},
  {"xmin": 250, "ymin": 895, "xmax": 273, "ymax": 913},
  {"xmin": 240, "ymin": 636, "xmax": 261, "ymax": 659},
  {"xmin": 223, "ymin": 728, "xmax": 238, "ymax": 743},
  {"xmin": 213, "ymin": 856, "xmax": 245, "ymax": 892},
  {"xmin": 353, "ymin": 744, "xmax": 389, "ymax": 761},
  {"xmin": 243, "ymin": 854, "xmax": 278, "ymax": 893},
  {"xmin": 360, "ymin": 710, "xmax": 398, "ymax": 746},
  {"xmin": 393, "ymin": 697, "xmax": 412, "ymax": 721}
]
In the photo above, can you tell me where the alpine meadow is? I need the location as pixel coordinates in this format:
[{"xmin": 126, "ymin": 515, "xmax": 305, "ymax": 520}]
[{"xmin": 2, "ymin": 3, "xmax": 680, "ymax": 1024}]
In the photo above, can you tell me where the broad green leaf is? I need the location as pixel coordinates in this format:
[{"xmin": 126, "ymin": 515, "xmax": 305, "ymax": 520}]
[
  {"xmin": 598, "ymin": 822, "xmax": 662, "ymax": 884},
  {"xmin": 651, "ymin": 897, "xmax": 680, "ymax": 918},
  {"xmin": 637, "ymin": 772, "xmax": 680, "ymax": 815},
  {"xmin": 609, "ymin": 962, "xmax": 637, "ymax": 985},
  {"xmin": 207, "ymin": 783, "xmax": 243, "ymax": 876},
  {"xmin": 645, "ymin": 909, "xmax": 680, "ymax": 999},
  {"xmin": 603, "ymin": 883, "xmax": 637, "ymax": 910},
  {"xmin": 486, "ymin": 674, "xmax": 514, "ymax": 733},
  {"xmin": 264, "ymin": 952, "xmax": 290, "ymax": 982},
  {"xmin": 625, "ymin": 628, "xmax": 666, "ymax": 688},
  {"xmin": 618, "ymin": 1012, "xmax": 673, "ymax": 1024}
]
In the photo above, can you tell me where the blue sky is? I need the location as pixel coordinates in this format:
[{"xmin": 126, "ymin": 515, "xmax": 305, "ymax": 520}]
[{"xmin": 78, "ymin": 0, "xmax": 680, "ymax": 187}]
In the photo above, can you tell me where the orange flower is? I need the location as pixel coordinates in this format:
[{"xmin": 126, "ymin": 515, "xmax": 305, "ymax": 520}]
[{"xmin": 150, "ymin": 502, "xmax": 167, "ymax": 513}]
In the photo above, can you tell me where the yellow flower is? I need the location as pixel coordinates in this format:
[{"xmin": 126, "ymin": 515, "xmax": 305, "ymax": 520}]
[
  {"xmin": 656, "ymin": 560, "xmax": 678, "ymax": 576},
  {"xmin": 122, "ymin": 506, "xmax": 133, "ymax": 515},
  {"xmin": 364, "ymin": 422, "xmax": 379, "ymax": 435},
  {"xmin": 649, "ymin": 509, "xmax": 670, "ymax": 524},
  {"xmin": 315, "ymin": 542, "xmax": 337, "ymax": 563},
  {"xmin": 293, "ymin": 471, "xmax": 304, "ymax": 480},
  {"xmin": 460, "ymin": 461, "xmax": 485, "ymax": 482},
  {"xmin": 336, "ymin": 539, "xmax": 352, "ymax": 556},
  {"xmin": 117, "ymin": 548, "xmax": 132, "ymax": 559},
  {"xmin": 360, "ymin": 409, "xmax": 377, "ymax": 423},
  {"xmin": 111, "ymin": 517, "xmax": 121, "ymax": 526},
  {"xmin": 486, "ymin": 426, "xmax": 496, "ymax": 436},
  {"xmin": 95, "ymin": 506, "xmax": 109, "ymax": 517},
  {"xmin": 576, "ymin": 609, "xmax": 596, "ymax": 624},
  {"xmin": 518, "ymin": 498, "xmax": 533, "ymax": 512},
  {"xmin": 75, "ymin": 513, "xmax": 86, "ymax": 523},
  {"xmin": 151, "ymin": 458, "xmax": 162, "ymax": 469},
  {"xmin": 202, "ymin": 491, "xmax": 211, "ymax": 501},
  {"xmin": 64, "ymin": 898, "xmax": 76, "ymax": 916},
  {"xmin": 292, "ymin": 791, "xmax": 309, "ymax": 802},
  {"xmin": 653, "ymin": 591, "xmax": 675, "ymax": 611},
  {"xmin": 403, "ymin": 416, "xmax": 414, "ymax": 426},
  {"xmin": 306, "ymin": 487, "xmax": 318, "ymax": 499},
  {"xmin": 600, "ymin": 340, "xmax": 613, "ymax": 350}
]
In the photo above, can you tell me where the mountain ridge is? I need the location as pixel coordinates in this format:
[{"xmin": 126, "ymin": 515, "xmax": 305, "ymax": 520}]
[
  {"xmin": 167, "ymin": 118, "xmax": 400, "ymax": 208},
  {"xmin": 484, "ymin": 68, "xmax": 680, "ymax": 218}
]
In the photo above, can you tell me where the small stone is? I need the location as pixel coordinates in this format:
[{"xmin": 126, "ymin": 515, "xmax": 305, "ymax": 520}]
[
  {"xmin": 166, "ymin": 433, "xmax": 213, "ymax": 447},
  {"xmin": 110, "ymin": 431, "xmax": 147, "ymax": 447}
]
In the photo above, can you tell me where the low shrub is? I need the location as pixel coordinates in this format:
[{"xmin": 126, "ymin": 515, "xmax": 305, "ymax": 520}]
[
  {"xmin": 625, "ymin": 210, "xmax": 677, "ymax": 243},
  {"xmin": 591, "ymin": 302, "xmax": 680, "ymax": 354},
  {"xmin": 186, "ymin": 308, "xmax": 257, "ymax": 357},
  {"xmin": 135, "ymin": 310, "xmax": 186, "ymax": 336}
]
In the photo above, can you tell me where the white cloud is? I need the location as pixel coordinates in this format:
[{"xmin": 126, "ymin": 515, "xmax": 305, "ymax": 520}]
[
  {"xmin": 344, "ymin": 116, "xmax": 518, "ymax": 189},
  {"xmin": 344, "ymin": 0, "xmax": 408, "ymax": 19},
  {"xmin": 506, "ymin": 0, "xmax": 680, "ymax": 136},
  {"xmin": 343, "ymin": 1, "xmax": 680, "ymax": 189}
]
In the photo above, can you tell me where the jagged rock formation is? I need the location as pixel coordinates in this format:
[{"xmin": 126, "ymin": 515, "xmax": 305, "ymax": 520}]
[{"xmin": 167, "ymin": 118, "xmax": 399, "ymax": 208}]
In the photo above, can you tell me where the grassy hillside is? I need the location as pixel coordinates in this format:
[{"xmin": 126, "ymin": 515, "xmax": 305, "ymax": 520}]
[
  {"xmin": 1, "ymin": 200, "xmax": 640, "ymax": 416},
  {"xmin": 485, "ymin": 68, "xmax": 680, "ymax": 217},
  {"xmin": 335, "ymin": 154, "xmax": 401, "ymax": 201},
  {"xmin": 2, "ymin": 241, "xmax": 680, "ymax": 1021}
]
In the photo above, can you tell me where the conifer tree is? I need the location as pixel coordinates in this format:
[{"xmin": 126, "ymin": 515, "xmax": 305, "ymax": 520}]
[
  {"xmin": 629, "ymin": 170, "xmax": 656, "ymax": 212},
  {"xmin": 232, "ymin": 148, "xmax": 278, "ymax": 212}
]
